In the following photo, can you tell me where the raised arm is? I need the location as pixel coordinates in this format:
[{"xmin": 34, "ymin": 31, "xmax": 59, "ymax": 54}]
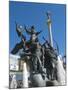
[
  {"xmin": 36, "ymin": 30, "xmax": 42, "ymax": 35},
  {"xmin": 24, "ymin": 25, "xmax": 31, "ymax": 34}
]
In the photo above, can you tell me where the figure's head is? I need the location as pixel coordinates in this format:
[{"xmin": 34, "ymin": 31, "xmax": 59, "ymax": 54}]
[
  {"xmin": 31, "ymin": 25, "xmax": 35, "ymax": 32},
  {"xmin": 31, "ymin": 25, "xmax": 34, "ymax": 29}
]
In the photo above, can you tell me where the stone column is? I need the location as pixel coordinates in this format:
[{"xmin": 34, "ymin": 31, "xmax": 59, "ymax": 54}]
[{"xmin": 46, "ymin": 11, "xmax": 53, "ymax": 47}]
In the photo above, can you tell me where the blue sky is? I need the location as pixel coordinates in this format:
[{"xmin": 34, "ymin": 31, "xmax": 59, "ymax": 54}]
[{"xmin": 9, "ymin": 1, "xmax": 66, "ymax": 56}]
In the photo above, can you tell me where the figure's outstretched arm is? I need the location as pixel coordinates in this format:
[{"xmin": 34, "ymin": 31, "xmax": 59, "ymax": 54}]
[
  {"xmin": 24, "ymin": 25, "xmax": 31, "ymax": 35},
  {"xmin": 36, "ymin": 30, "xmax": 42, "ymax": 35}
]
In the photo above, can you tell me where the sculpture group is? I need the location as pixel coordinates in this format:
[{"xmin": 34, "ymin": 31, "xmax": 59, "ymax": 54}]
[{"xmin": 10, "ymin": 12, "xmax": 66, "ymax": 88}]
